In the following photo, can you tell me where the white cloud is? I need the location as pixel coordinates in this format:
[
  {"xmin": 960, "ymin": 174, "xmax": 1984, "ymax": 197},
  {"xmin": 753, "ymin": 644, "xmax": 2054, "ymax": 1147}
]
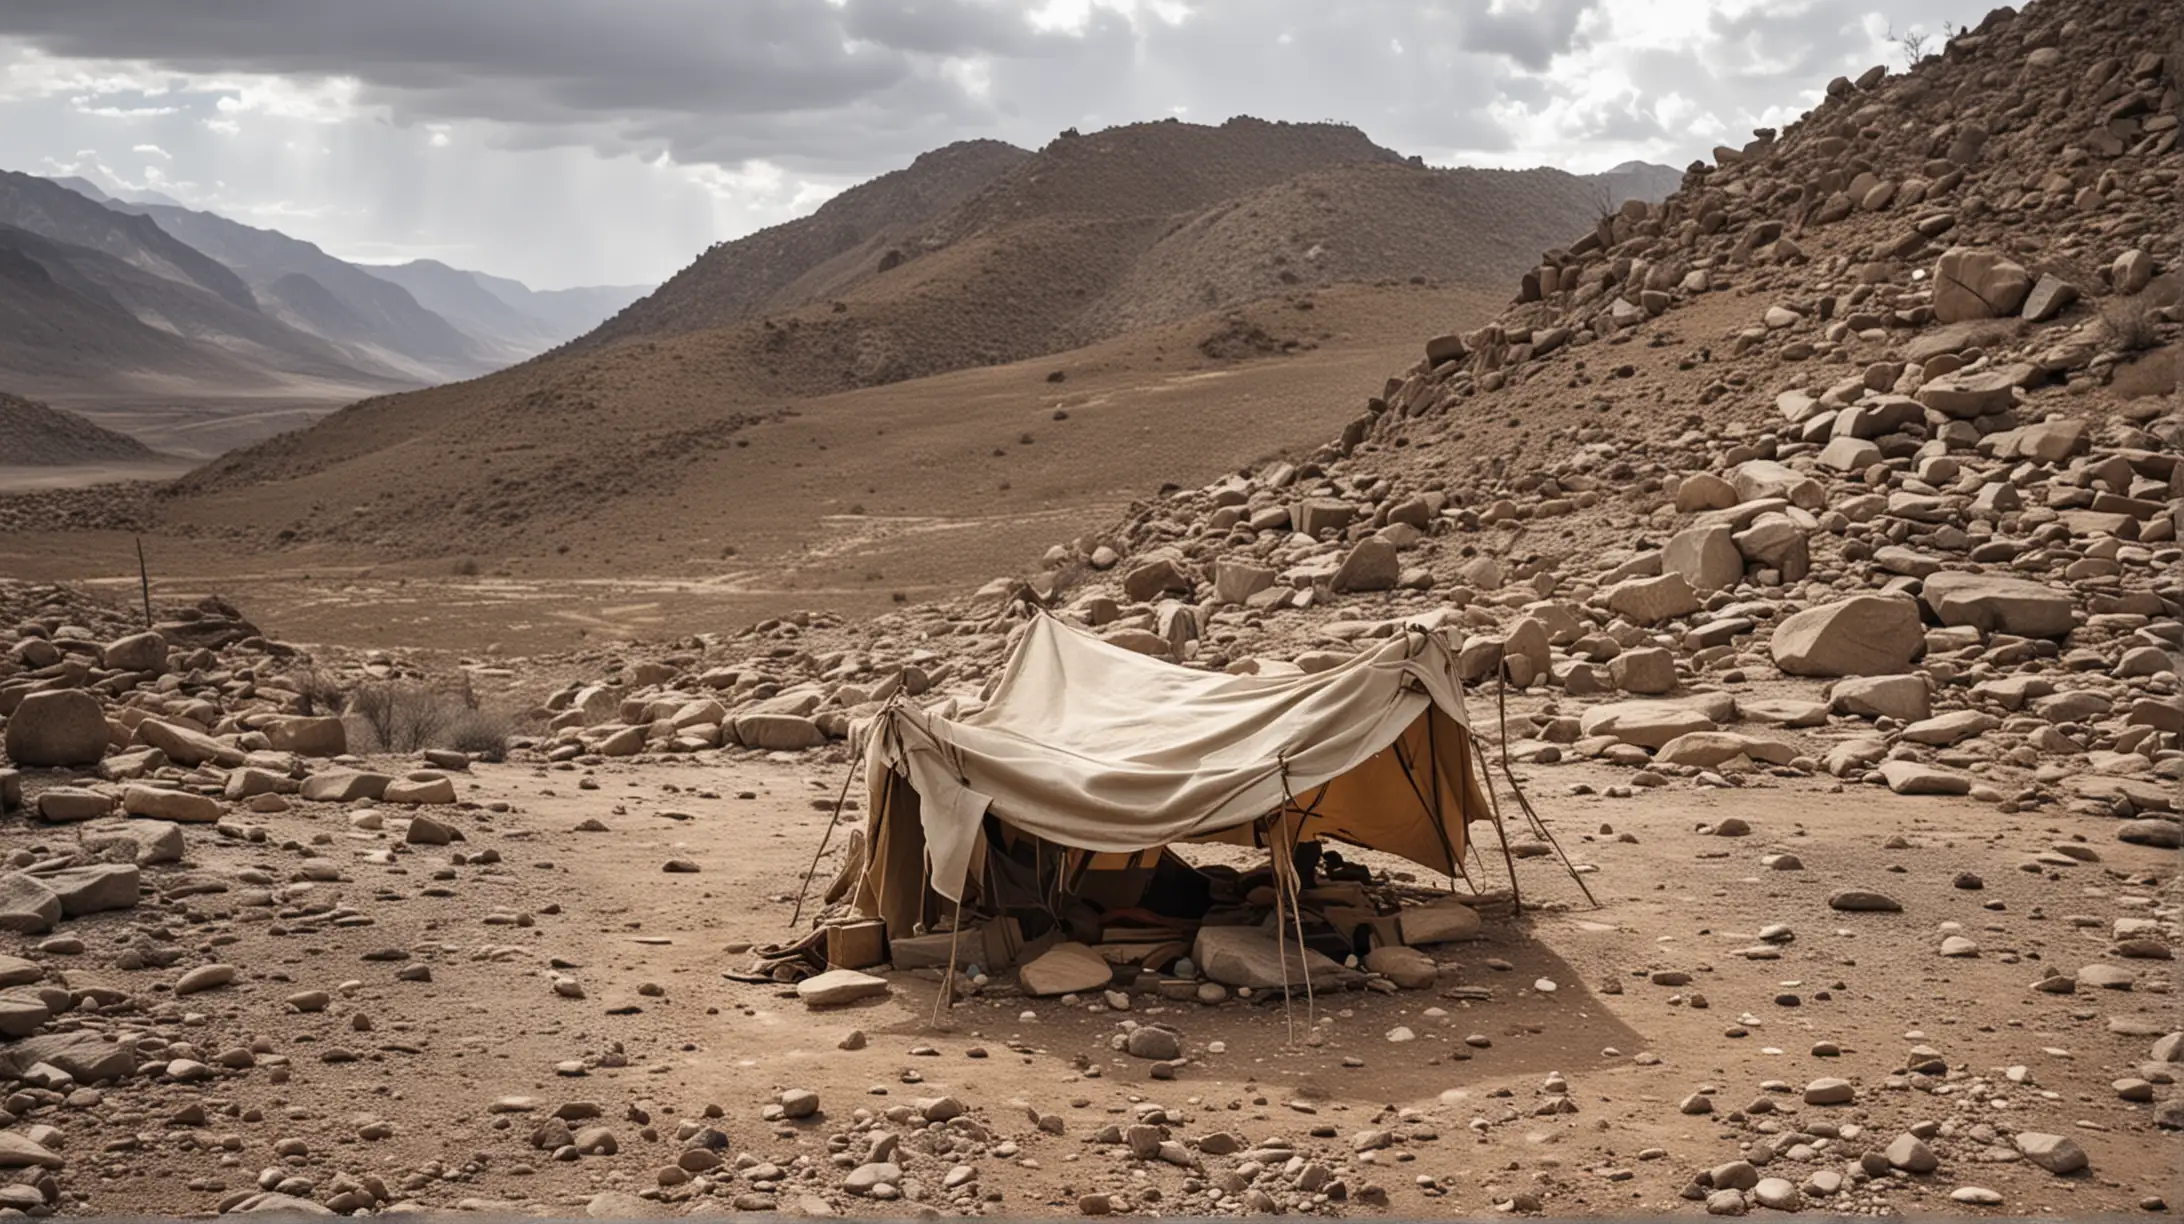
[{"xmin": 0, "ymin": 0, "xmax": 2002, "ymax": 286}]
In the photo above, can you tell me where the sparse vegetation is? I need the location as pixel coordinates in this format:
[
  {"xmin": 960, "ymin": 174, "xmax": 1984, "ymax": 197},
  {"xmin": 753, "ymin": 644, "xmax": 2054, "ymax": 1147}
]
[
  {"xmin": 2100, "ymin": 295, "xmax": 2162, "ymax": 352},
  {"xmin": 286, "ymin": 667, "xmax": 347, "ymax": 717},
  {"xmin": 452, "ymin": 557, "xmax": 480, "ymax": 576},
  {"xmin": 1891, "ymin": 24, "xmax": 1930, "ymax": 67},
  {"xmin": 346, "ymin": 674, "xmax": 516, "ymax": 759}
]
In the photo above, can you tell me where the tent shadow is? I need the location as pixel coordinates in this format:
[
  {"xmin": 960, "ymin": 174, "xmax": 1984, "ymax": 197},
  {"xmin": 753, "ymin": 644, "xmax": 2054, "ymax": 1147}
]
[{"xmin": 860, "ymin": 911, "xmax": 1652, "ymax": 1110}]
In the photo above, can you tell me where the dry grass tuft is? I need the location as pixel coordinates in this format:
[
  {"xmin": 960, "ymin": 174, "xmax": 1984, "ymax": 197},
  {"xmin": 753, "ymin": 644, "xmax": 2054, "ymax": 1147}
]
[
  {"xmin": 2101, "ymin": 295, "xmax": 2162, "ymax": 353},
  {"xmin": 346, "ymin": 675, "xmax": 519, "ymax": 759}
]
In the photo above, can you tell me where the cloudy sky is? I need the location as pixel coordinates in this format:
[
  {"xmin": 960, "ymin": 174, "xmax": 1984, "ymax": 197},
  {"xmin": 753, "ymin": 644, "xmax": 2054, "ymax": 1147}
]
[{"xmin": 0, "ymin": 0, "xmax": 1990, "ymax": 290}]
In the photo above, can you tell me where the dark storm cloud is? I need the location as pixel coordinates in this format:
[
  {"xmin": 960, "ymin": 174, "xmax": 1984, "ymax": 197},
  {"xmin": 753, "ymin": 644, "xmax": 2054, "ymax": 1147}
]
[
  {"xmin": 0, "ymin": 0, "xmax": 1546, "ymax": 173},
  {"xmin": 1457, "ymin": 0, "xmax": 1600, "ymax": 71}
]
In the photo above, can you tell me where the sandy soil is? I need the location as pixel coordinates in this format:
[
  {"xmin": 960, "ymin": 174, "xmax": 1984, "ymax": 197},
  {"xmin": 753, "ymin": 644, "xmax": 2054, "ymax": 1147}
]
[
  {"xmin": 7, "ymin": 746, "xmax": 2173, "ymax": 1217},
  {"xmin": 0, "ymin": 285, "xmax": 1503, "ymax": 656}
]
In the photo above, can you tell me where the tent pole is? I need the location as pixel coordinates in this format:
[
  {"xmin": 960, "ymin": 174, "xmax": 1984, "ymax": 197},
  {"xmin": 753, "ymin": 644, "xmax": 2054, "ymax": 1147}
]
[
  {"xmin": 1277, "ymin": 807, "xmax": 1317, "ymax": 1033},
  {"xmin": 1267, "ymin": 819, "xmax": 1295, "ymax": 1046},
  {"xmin": 789, "ymin": 751, "xmax": 865, "ymax": 931},
  {"xmin": 1496, "ymin": 755, "xmax": 1600, "ymax": 908},
  {"xmin": 931, "ymin": 912, "xmax": 964, "ymax": 1028},
  {"xmin": 1475, "ymin": 728, "xmax": 1524, "ymax": 912}
]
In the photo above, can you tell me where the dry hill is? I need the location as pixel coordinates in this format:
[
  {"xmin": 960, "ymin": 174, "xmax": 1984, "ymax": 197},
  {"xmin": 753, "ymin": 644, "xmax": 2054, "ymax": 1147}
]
[
  {"xmin": 581, "ymin": 138, "xmax": 1032, "ymax": 348},
  {"xmin": 156, "ymin": 118, "xmax": 1667, "ymax": 580},
  {"xmin": 0, "ymin": 390, "xmax": 161, "ymax": 466}
]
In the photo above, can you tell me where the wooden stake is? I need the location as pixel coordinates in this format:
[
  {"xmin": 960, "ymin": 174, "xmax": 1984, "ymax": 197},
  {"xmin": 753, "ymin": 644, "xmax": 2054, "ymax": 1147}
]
[{"xmin": 134, "ymin": 536, "xmax": 152, "ymax": 629}]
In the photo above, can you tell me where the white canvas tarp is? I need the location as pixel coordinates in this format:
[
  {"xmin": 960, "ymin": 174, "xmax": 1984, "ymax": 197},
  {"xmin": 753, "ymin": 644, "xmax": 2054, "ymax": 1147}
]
[{"xmin": 860, "ymin": 613, "xmax": 1487, "ymax": 911}]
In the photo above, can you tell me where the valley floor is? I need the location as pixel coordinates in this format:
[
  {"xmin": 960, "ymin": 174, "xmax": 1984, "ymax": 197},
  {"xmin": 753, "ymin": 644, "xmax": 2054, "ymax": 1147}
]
[{"xmin": 4, "ymin": 749, "xmax": 2175, "ymax": 1217}]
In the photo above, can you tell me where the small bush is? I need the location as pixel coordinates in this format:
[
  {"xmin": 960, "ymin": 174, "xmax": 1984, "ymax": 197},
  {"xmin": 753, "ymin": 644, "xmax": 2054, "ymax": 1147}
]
[
  {"xmin": 446, "ymin": 709, "xmax": 513, "ymax": 762},
  {"xmin": 2102, "ymin": 295, "xmax": 2161, "ymax": 353},
  {"xmin": 347, "ymin": 675, "xmax": 522, "ymax": 758},
  {"xmin": 347, "ymin": 682, "xmax": 454, "ymax": 753},
  {"xmin": 452, "ymin": 558, "xmax": 480, "ymax": 577},
  {"xmin": 287, "ymin": 667, "xmax": 346, "ymax": 717}
]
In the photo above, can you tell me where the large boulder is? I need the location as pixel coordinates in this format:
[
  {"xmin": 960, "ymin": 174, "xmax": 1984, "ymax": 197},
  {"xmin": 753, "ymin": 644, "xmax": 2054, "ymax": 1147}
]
[
  {"xmin": 731, "ymin": 714, "xmax": 826, "ymax": 751},
  {"xmin": 1916, "ymin": 365, "xmax": 2032, "ymax": 418},
  {"xmin": 1770, "ymin": 596, "xmax": 1923, "ymax": 677},
  {"xmin": 1017, "ymin": 942, "xmax": 1113, "ymax": 997},
  {"xmin": 1578, "ymin": 700, "xmax": 1718, "ymax": 749},
  {"xmin": 100, "ymin": 631, "xmax": 168, "ymax": 673},
  {"xmin": 1398, "ymin": 900, "xmax": 1482, "ymax": 944},
  {"xmin": 266, "ymin": 716, "xmax": 347, "ymax": 756},
  {"xmin": 299, "ymin": 771, "xmax": 393, "ymax": 802},
  {"xmin": 1921, "ymin": 572, "xmax": 2074, "ymax": 637},
  {"xmin": 3, "ymin": 690, "xmax": 110, "ymax": 768},
  {"xmin": 4, "ymin": 1029, "xmax": 137, "ymax": 1082},
  {"xmin": 1213, "ymin": 560, "xmax": 1276, "ymax": 606},
  {"xmin": 1363, "ymin": 945, "xmax": 1439, "ymax": 989},
  {"xmin": 1729, "ymin": 460, "xmax": 1823, "ymax": 509},
  {"xmin": 1933, "ymin": 248, "xmax": 2032, "ymax": 322},
  {"xmin": 795, "ymin": 969, "xmax": 889, "ymax": 1007},
  {"xmin": 1830, "ymin": 675, "xmax": 1931, "ymax": 722},
  {"xmin": 35, "ymin": 786, "xmax": 115, "ymax": 823},
  {"xmin": 1331, "ymin": 540, "xmax": 1399, "ymax": 593},
  {"xmin": 0, "ymin": 875, "xmax": 62, "ymax": 934},
  {"xmin": 37, "ymin": 863, "xmax": 139, "ymax": 917},
  {"xmin": 1603, "ymin": 573, "xmax": 1700, "ymax": 624},
  {"xmin": 134, "ymin": 718, "xmax": 245, "ymax": 768},
  {"xmin": 1122, "ymin": 556, "xmax": 1192, "ymax": 602},
  {"xmin": 1663, "ymin": 524, "xmax": 1741, "ymax": 591},
  {"xmin": 122, "ymin": 784, "xmax": 222, "ymax": 823},
  {"xmin": 1193, "ymin": 926, "xmax": 1354, "ymax": 990}
]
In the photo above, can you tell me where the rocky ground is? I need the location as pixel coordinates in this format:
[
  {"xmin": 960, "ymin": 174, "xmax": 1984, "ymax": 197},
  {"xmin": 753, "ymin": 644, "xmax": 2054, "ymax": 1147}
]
[{"xmin": 0, "ymin": 608, "xmax": 2176, "ymax": 1218}]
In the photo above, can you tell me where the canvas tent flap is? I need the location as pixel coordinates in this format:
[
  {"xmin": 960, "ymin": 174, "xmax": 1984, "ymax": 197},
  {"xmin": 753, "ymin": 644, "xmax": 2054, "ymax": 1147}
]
[{"xmin": 864, "ymin": 613, "xmax": 1485, "ymax": 905}]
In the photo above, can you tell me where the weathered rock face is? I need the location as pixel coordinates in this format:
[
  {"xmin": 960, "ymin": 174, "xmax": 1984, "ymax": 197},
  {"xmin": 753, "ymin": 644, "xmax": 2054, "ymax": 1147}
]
[
  {"xmin": 1770, "ymin": 596, "xmax": 1923, "ymax": 677},
  {"xmin": 1932, "ymin": 247, "xmax": 2033, "ymax": 322},
  {"xmin": 3, "ymin": 689, "xmax": 110, "ymax": 767},
  {"xmin": 1921, "ymin": 573, "xmax": 2075, "ymax": 637}
]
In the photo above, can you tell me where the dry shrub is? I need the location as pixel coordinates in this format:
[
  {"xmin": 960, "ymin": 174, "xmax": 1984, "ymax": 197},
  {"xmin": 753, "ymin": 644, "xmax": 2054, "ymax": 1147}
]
[
  {"xmin": 346, "ymin": 675, "xmax": 516, "ymax": 759},
  {"xmin": 346, "ymin": 682, "xmax": 451, "ymax": 753},
  {"xmin": 286, "ymin": 667, "xmax": 346, "ymax": 717},
  {"xmin": 446, "ymin": 709, "xmax": 514, "ymax": 762},
  {"xmin": 2102, "ymin": 295, "xmax": 2162, "ymax": 353}
]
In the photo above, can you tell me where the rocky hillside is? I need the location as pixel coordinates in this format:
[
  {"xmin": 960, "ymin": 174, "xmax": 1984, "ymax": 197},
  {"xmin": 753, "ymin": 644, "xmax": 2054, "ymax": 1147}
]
[
  {"xmin": 580, "ymin": 138, "xmax": 1032, "ymax": 348},
  {"xmin": 162, "ymin": 119, "xmax": 1671, "ymax": 551},
  {"xmin": 0, "ymin": 391, "xmax": 161, "ymax": 465},
  {"xmin": 522, "ymin": 0, "xmax": 2182, "ymax": 891}
]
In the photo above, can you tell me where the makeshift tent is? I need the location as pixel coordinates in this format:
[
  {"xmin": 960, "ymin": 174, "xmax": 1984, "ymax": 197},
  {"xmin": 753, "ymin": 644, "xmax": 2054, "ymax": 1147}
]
[{"xmin": 851, "ymin": 612, "xmax": 1506, "ymax": 942}]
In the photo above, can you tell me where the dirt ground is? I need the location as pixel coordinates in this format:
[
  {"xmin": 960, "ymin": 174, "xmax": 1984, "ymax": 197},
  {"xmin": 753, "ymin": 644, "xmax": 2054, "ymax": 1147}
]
[
  {"xmin": 0, "ymin": 284, "xmax": 1502, "ymax": 656},
  {"xmin": 9, "ymin": 744, "xmax": 2174, "ymax": 1218}
]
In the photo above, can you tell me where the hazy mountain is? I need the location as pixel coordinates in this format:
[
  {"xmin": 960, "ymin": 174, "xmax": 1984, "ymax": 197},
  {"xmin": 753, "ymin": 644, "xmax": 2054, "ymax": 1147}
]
[
  {"xmin": 94, "ymin": 198, "xmax": 494, "ymax": 383},
  {"xmin": 1, "ymin": 169, "xmax": 258, "ymax": 311},
  {"xmin": 360, "ymin": 260, "xmax": 649, "ymax": 362}
]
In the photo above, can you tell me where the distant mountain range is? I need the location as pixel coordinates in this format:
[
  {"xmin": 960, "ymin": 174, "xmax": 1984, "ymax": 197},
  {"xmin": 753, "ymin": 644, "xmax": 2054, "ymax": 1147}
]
[{"xmin": 0, "ymin": 170, "xmax": 649, "ymax": 403}]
